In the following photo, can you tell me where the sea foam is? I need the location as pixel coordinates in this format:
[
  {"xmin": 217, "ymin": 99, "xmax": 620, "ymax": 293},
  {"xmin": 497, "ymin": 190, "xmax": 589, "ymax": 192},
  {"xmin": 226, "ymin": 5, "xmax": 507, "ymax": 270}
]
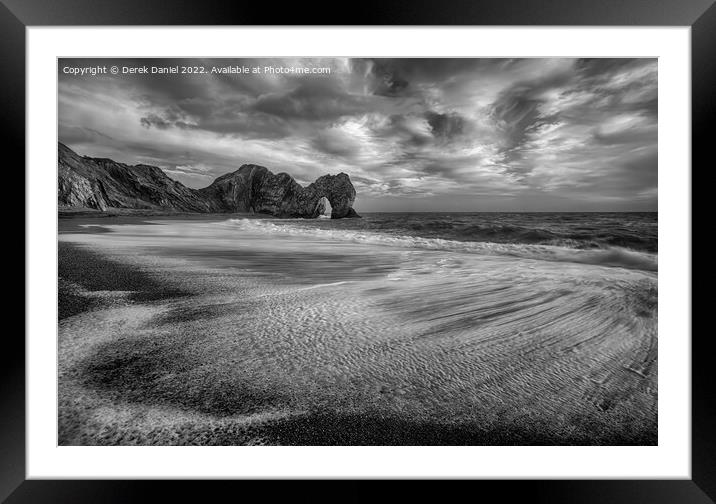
[{"xmin": 226, "ymin": 218, "xmax": 657, "ymax": 272}]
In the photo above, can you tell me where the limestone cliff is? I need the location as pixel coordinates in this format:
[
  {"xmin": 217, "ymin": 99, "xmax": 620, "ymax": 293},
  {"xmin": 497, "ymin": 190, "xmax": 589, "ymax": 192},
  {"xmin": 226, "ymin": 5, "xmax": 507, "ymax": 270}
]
[
  {"xmin": 198, "ymin": 164, "xmax": 358, "ymax": 218},
  {"xmin": 58, "ymin": 143, "xmax": 210, "ymax": 212},
  {"xmin": 58, "ymin": 143, "xmax": 360, "ymax": 218}
]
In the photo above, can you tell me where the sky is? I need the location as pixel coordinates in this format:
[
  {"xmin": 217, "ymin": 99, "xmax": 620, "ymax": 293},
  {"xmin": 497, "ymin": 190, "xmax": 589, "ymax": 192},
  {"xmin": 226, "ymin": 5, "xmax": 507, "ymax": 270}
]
[{"xmin": 58, "ymin": 58, "xmax": 657, "ymax": 212}]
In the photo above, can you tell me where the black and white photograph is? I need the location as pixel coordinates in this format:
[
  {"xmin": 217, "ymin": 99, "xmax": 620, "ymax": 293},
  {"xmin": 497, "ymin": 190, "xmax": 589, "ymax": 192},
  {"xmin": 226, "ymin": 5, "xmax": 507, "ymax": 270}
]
[{"xmin": 57, "ymin": 57, "xmax": 658, "ymax": 446}]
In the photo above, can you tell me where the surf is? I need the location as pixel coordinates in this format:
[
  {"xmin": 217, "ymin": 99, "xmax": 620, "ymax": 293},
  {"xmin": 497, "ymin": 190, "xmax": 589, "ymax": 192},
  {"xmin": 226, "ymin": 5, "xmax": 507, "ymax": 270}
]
[{"xmin": 226, "ymin": 218, "xmax": 658, "ymax": 272}]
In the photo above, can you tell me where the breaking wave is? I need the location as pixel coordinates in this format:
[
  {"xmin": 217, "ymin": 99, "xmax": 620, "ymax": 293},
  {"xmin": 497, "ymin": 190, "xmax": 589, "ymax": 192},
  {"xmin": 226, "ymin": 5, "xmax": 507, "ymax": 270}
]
[{"xmin": 226, "ymin": 218, "xmax": 657, "ymax": 272}]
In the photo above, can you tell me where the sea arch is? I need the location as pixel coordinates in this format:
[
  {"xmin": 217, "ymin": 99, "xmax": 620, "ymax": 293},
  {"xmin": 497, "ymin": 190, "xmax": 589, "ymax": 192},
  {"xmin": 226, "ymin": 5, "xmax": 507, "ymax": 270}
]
[{"xmin": 306, "ymin": 173, "xmax": 360, "ymax": 219}]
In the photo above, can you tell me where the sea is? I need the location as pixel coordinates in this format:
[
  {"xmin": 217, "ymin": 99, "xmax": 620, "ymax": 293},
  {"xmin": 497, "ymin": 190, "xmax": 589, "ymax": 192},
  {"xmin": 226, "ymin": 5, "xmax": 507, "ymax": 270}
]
[{"xmin": 228, "ymin": 211, "xmax": 657, "ymax": 271}]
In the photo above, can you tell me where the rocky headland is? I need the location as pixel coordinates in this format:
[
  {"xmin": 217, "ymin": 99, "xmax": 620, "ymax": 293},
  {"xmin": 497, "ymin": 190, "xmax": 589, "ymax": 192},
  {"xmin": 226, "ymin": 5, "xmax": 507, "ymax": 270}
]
[{"xmin": 58, "ymin": 142, "xmax": 360, "ymax": 219}]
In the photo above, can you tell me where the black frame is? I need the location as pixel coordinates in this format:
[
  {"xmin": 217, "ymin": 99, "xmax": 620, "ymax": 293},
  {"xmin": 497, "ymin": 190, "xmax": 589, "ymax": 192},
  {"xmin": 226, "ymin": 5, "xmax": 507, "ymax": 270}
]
[{"xmin": 5, "ymin": 0, "xmax": 712, "ymax": 502}]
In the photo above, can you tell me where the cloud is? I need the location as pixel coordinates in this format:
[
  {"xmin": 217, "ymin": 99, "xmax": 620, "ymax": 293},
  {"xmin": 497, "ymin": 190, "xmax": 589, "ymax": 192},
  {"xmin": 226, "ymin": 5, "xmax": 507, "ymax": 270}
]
[
  {"xmin": 58, "ymin": 57, "xmax": 657, "ymax": 210},
  {"xmin": 140, "ymin": 113, "xmax": 172, "ymax": 130},
  {"xmin": 311, "ymin": 127, "xmax": 363, "ymax": 158},
  {"xmin": 251, "ymin": 79, "xmax": 374, "ymax": 120},
  {"xmin": 425, "ymin": 111, "xmax": 466, "ymax": 141}
]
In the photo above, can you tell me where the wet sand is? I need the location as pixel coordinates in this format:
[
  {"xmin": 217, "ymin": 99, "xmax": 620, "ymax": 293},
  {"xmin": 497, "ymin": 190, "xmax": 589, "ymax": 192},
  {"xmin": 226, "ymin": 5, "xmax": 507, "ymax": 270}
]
[{"xmin": 58, "ymin": 217, "xmax": 657, "ymax": 445}]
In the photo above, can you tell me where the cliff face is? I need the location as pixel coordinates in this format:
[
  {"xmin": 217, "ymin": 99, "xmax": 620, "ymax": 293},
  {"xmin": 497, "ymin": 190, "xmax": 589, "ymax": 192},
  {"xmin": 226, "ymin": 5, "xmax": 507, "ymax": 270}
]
[
  {"xmin": 58, "ymin": 143, "xmax": 360, "ymax": 218},
  {"xmin": 58, "ymin": 143, "xmax": 210, "ymax": 212}
]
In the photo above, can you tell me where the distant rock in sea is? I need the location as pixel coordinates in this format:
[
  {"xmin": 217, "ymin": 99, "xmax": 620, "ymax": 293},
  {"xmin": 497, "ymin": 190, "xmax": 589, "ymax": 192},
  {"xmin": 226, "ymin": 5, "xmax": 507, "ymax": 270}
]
[{"xmin": 57, "ymin": 143, "xmax": 360, "ymax": 218}]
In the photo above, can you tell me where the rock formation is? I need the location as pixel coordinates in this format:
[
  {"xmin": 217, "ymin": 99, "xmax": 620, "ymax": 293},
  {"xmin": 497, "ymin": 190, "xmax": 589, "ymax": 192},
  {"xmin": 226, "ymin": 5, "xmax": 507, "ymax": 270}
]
[
  {"xmin": 58, "ymin": 143, "xmax": 360, "ymax": 218},
  {"xmin": 58, "ymin": 143, "xmax": 210, "ymax": 212}
]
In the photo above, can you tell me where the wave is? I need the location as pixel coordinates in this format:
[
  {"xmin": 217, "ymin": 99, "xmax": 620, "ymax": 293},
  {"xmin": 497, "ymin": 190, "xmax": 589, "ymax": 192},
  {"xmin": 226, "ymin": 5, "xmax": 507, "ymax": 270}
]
[
  {"xmin": 363, "ymin": 215, "xmax": 657, "ymax": 252},
  {"xmin": 226, "ymin": 219, "xmax": 658, "ymax": 272}
]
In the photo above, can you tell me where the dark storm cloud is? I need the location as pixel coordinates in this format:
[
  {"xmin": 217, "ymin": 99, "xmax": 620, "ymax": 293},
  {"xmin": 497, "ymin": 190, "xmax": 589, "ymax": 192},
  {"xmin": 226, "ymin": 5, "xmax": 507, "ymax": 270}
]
[
  {"xmin": 58, "ymin": 57, "xmax": 657, "ymax": 210},
  {"xmin": 425, "ymin": 112, "xmax": 466, "ymax": 141},
  {"xmin": 364, "ymin": 58, "xmax": 507, "ymax": 95},
  {"xmin": 251, "ymin": 79, "xmax": 376, "ymax": 120},
  {"xmin": 140, "ymin": 114, "xmax": 172, "ymax": 130},
  {"xmin": 367, "ymin": 60, "xmax": 410, "ymax": 97},
  {"xmin": 489, "ymin": 67, "xmax": 572, "ymax": 166}
]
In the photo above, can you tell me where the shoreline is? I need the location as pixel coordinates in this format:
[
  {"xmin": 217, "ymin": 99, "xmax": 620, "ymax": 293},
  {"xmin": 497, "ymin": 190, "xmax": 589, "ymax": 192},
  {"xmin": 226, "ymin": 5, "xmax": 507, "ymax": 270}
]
[
  {"xmin": 59, "ymin": 207, "xmax": 261, "ymax": 219},
  {"xmin": 58, "ymin": 219, "xmax": 657, "ymax": 446}
]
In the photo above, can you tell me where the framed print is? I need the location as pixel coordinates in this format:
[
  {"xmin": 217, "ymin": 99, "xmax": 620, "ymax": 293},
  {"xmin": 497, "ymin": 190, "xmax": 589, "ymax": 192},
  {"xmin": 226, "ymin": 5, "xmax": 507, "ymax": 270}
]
[{"xmin": 6, "ymin": 0, "xmax": 712, "ymax": 501}]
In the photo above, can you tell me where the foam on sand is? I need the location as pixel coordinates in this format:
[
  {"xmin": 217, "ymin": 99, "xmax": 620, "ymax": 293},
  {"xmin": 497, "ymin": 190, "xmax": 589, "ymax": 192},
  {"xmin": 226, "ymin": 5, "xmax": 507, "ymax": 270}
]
[{"xmin": 58, "ymin": 217, "xmax": 657, "ymax": 445}]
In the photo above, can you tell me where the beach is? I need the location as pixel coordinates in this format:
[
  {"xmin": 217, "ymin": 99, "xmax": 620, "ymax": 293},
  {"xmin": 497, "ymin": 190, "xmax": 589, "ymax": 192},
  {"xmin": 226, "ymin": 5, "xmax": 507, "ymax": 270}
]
[{"xmin": 58, "ymin": 214, "xmax": 657, "ymax": 445}]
